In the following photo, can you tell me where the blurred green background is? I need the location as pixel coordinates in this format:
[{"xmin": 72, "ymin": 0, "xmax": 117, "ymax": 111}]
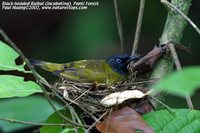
[{"xmin": 0, "ymin": 0, "xmax": 200, "ymax": 132}]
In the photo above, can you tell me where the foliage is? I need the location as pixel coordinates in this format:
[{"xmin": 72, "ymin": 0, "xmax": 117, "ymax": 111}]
[
  {"xmin": 0, "ymin": 75, "xmax": 42, "ymax": 98},
  {"xmin": 40, "ymin": 110, "xmax": 84, "ymax": 133},
  {"xmin": 152, "ymin": 66, "xmax": 200, "ymax": 97},
  {"xmin": 0, "ymin": 96, "xmax": 61, "ymax": 132},
  {"xmin": 143, "ymin": 109, "xmax": 200, "ymax": 133},
  {"xmin": 0, "ymin": 41, "xmax": 25, "ymax": 71},
  {"xmin": 0, "ymin": 41, "xmax": 42, "ymax": 98}
]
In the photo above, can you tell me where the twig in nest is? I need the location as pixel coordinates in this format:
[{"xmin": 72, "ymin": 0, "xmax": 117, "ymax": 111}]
[
  {"xmin": 86, "ymin": 110, "xmax": 108, "ymax": 132},
  {"xmin": 106, "ymin": 108, "xmax": 113, "ymax": 133},
  {"xmin": 68, "ymin": 87, "xmax": 93, "ymax": 105},
  {"xmin": 117, "ymin": 78, "xmax": 160, "ymax": 87}
]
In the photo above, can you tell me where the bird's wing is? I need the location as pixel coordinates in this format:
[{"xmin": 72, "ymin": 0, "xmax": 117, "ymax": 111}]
[
  {"xmin": 58, "ymin": 60, "xmax": 120, "ymax": 83},
  {"xmin": 54, "ymin": 60, "xmax": 106, "ymax": 82}
]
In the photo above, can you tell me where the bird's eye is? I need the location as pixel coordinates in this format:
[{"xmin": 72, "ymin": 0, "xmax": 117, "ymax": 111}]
[{"xmin": 116, "ymin": 58, "xmax": 122, "ymax": 63}]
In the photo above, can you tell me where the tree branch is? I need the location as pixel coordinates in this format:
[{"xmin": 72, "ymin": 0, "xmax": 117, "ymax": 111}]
[
  {"xmin": 151, "ymin": 0, "xmax": 192, "ymax": 79},
  {"xmin": 150, "ymin": 0, "xmax": 192, "ymax": 107},
  {"xmin": 161, "ymin": 0, "xmax": 200, "ymax": 35}
]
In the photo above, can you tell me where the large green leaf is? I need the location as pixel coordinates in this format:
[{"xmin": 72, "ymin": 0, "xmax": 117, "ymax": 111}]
[
  {"xmin": 152, "ymin": 66, "xmax": 200, "ymax": 97},
  {"xmin": 0, "ymin": 41, "xmax": 25, "ymax": 71},
  {"xmin": 40, "ymin": 110, "xmax": 85, "ymax": 133},
  {"xmin": 0, "ymin": 95, "xmax": 62, "ymax": 133},
  {"xmin": 143, "ymin": 109, "xmax": 200, "ymax": 133},
  {"xmin": 0, "ymin": 75, "xmax": 42, "ymax": 98}
]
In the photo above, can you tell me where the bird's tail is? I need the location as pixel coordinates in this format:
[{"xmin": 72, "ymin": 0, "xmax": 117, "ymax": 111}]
[{"xmin": 29, "ymin": 59, "xmax": 64, "ymax": 72}]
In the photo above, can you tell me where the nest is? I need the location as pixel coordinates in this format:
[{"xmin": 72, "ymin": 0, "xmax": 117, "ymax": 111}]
[{"xmin": 53, "ymin": 76, "xmax": 153, "ymax": 117}]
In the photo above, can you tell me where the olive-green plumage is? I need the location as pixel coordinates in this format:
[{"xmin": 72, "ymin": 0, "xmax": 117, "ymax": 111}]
[
  {"xmin": 39, "ymin": 60, "xmax": 124, "ymax": 84},
  {"xmin": 29, "ymin": 55, "xmax": 139, "ymax": 84}
]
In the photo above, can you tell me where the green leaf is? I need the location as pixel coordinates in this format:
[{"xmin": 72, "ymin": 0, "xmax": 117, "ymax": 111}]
[
  {"xmin": 40, "ymin": 110, "xmax": 65, "ymax": 133},
  {"xmin": 0, "ymin": 41, "xmax": 25, "ymax": 71},
  {"xmin": 0, "ymin": 75, "xmax": 42, "ymax": 98},
  {"xmin": 0, "ymin": 95, "xmax": 62, "ymax": 133},
  {"xmin": 152, "ymin": 66, "xmax": 200, "ymax": 97},
  {"xmin": 143, "ymin": 109, "xmax": 200, "ymax": 133},
  {"xmin": 40, "ymin": 110, "xmax": 85, "ymax": 133}
]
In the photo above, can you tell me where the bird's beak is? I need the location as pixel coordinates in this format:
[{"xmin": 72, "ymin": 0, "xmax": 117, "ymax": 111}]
[{"xmin": 126, "ymin": 55, "xmax": 140, "ymax": 64}]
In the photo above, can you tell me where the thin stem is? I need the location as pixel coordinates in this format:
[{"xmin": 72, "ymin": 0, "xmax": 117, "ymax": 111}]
[
  {"xmin": 69, "ymin": 87, "xmax": 93, "ymax": 105},
  {"xmin": 150, "ymin": 97, "xmax": 175, "ymax": 113},
  {"xmin": 0, "ymin": 117, "xmax": 73, "ymax": 126},
  {"xmin": 168, "ymin": 43, "xmax": 194, "ymax": 109},
  {"xmin": 61, "ymin": 95, "xmax": 98, "ymax": 122},
  {"xmin": 131, "ymin": 0, "xmax": 146, "ymax": 55},
  {"xmin": 86, "ymin": 110, "xmax": 108, "ymax": 132},
  {"xmin": 161, "ymin": 0, "xmax": 200, "ymax": 35},
  {"xmin": 105, "ymin": 108, "xmax": 113, "ymax": 133},
  {"xmin": 168, "ymin": 43, "xmax": 181, "ymax": 70},
  {"xmin": 168, "ymin": 43, "xmax": 182, "ymax": 71},
  {"xmin": 0, "ymin": 29, "xmax": 88, "ymax": 128},
  {"xmin": 69, "ymin": 106, "xmax": 78, "ymax": 133},
  {"xmin": 114, "ymin": 0, "xmax": 124, "ymax": 54},
  {"xmin": 117, "ymin": 78, "xmax": 160, "ymax": 87},
  {"xmin": 185, "ymin": 96, "xmax": 194, "ymax": 109}
]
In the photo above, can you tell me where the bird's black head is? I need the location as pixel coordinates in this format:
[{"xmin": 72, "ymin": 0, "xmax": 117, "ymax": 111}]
[{"xmin": 106, "ymin": 54, "xmax": 140, "ymax": 75}]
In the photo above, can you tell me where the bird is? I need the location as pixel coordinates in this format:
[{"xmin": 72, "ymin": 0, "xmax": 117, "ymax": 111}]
[{"xmin": 29, "ymin": 54, "xmax": 139, "ymax": 84}]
